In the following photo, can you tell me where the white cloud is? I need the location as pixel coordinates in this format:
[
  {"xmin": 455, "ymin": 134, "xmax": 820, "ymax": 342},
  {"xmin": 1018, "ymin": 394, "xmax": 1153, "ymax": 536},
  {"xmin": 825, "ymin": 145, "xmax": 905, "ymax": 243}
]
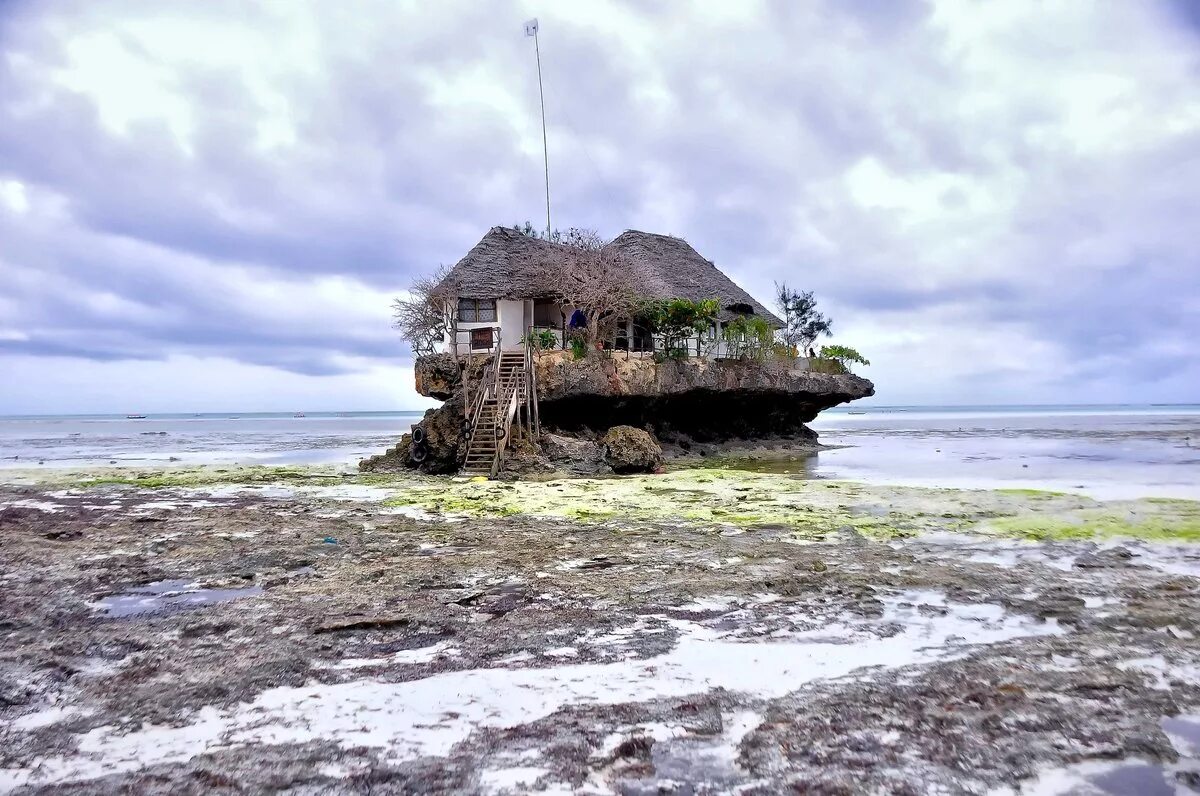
[
  {"xmin": 0, "ymin": 354, "xmax": 437, "ymax": 415},
  {"xmin": 1, "ymin": 0, "xmax": 1198, "ymax": 411}
]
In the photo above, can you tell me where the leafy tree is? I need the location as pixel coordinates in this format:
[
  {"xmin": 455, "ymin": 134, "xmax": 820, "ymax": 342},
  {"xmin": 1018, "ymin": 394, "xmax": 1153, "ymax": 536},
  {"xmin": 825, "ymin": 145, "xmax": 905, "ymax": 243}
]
[
  {"xmin": 774, "ymin": 282, "xmax": 832, "ymax": 351},
  {"xmin": 818, "ymin": 344, "xmax": 871, "ymax": 373},
  {"xmin": 636, "ymin": 298, "xmax": 720, "ymax": 358},
  {"xmin": 722, "ymin": 315, "xmax": 775, "ymax": 361}
]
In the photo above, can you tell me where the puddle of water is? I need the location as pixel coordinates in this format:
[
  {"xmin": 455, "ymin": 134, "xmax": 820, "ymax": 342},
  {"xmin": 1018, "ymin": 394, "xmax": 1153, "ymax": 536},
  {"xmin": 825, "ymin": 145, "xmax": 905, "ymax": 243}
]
[
  {"xmin": 12, "ymin": 705, "xmax": 92, "ymax": 731},
  {"xmin": 91, "ymin": 579, "xmax": 263, "ymax": 617},
  {"xmin": 329, "ymin": 640, "xmax": 459, "ymax": 670},
  {"xmin": 10, "ymin": 591, "xmax": 1059, "ymax": 789},
  {"xmin": 1089, "ymin": 763, "xmax": 1173, "ymax": 795},
  {"xmin": 643, "ymin": 709, "xmax": 761, "ymax": 789},
  {"xmin": 180, "ymin": 484, "xmax": 397, "ymax": 502},
  {"xmin": 1117, "ymin": 656, "xmax": 1200, "ymax": 690},
  {"xmin": 2, "ymin": 499, "xmax": 65, "ymax": 513},
  {"xmin": 1163, "ymin": 714, "xmax": 1200, "ymax": 755},
  {"xmin": 180, "ymin": 485, "xmax": 296, "ymax": 500},
  {"xmin": 669, "ymin": 455, "xmax": 819, "ymax": 477},
  {"xmin": 1013, "ymin": 755, "xmax": 1195, "ymax": 796},
  {"xmin": 905, "ymin": 532, "xmax": 1098, "ymax": 572},
  {"xmin": 478, "ymin": 765, "xmax": 549, "ymax": 793}
]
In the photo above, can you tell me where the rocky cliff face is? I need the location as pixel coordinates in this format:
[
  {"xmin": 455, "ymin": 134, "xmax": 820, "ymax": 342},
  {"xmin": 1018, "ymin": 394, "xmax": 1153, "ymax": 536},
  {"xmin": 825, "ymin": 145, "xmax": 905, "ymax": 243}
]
[
  {"xmin": 413, "ymin": 351, "xmax": 873, "ymax": 439},
  {"xmin": 359, "ymin": 395, "xmax": 467, "ymax": 475},
  {"xmin": 414, "ymin": 354, "xmax": 488, "ymax": 401},
  {"xmin": 530, "ymin": 352, "xmax": 872, "ymax": 440},
  {"xmin": 374, "ymin": 351, "xmax": 874, "ymax": 475},
  {"xmin": 530, "ymin": 351, "xmax": 871, "ymax": 402}
]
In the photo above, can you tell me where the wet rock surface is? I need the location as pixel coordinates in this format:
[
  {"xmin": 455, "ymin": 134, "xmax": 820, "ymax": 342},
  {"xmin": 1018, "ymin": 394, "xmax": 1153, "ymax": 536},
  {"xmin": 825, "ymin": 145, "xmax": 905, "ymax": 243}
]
[
  {"xmin": 1, "ymin": 472, "xmax": 1198, "ymax": 794},
  {"xmin": 359, "ymin": 396, "xmax": 467, "ymax": 475},
  {"xmin": 412, "ymin": 352, "xmax": 870, "ymax": 449},
  {"xmin": 414, "ymin": 354, "xmax": 491, "ymax": 402},
  {"xmin": 540, "ymin": 433, "xmax": 606, "ymax": 475},
  {"xmin": 378, "ymin": 351, "xmax": 873, "ymax": 477},
  {"xmin": 600, "ymin": 426, "xmax": 663, "ymax": 474}
]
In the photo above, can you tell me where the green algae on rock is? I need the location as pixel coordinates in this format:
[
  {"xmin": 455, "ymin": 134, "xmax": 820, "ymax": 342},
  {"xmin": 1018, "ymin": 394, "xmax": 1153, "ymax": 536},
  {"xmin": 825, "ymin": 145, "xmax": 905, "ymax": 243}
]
[
  {"xmin": 983, "ymin": 500, "xmax": 1200, "ymax": 542},
  {"xmin": 8, "ymin": 463, "xmax": 1200, "ymax": 544}
]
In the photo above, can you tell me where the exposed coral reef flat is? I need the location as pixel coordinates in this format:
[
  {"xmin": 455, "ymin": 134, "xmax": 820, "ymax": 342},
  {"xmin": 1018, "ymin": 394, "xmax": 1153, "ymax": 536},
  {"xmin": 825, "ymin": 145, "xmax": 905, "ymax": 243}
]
[{"xmin": 2, "ymin": 466, "xmax": 1200, "ymax": 793}]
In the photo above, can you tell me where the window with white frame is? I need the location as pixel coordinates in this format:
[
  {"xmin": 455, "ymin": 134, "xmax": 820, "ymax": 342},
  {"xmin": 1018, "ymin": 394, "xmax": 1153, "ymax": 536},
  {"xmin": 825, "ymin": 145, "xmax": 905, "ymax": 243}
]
[{"xmin": 457, "ymin": 298, "xmax": 497, "ymax": 323}]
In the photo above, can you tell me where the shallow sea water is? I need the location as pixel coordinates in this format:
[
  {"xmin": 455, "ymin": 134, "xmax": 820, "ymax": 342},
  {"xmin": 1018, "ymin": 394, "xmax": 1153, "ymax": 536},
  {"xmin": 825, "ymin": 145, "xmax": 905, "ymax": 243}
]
[
  {"xmin": 807, "ymin": 405, "xmax": 1200, "ymax": 500},
  {"xmin": 1, "ymin": 405, "xmax": 1197, "ymax": 500}
]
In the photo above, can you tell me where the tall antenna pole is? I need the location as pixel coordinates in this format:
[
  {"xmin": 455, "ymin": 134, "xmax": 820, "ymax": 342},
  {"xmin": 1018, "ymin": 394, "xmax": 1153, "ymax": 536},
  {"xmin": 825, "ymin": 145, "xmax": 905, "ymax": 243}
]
[{"xmin": 526, "ymin": 18, "xmax": 551, "ymax": 239}]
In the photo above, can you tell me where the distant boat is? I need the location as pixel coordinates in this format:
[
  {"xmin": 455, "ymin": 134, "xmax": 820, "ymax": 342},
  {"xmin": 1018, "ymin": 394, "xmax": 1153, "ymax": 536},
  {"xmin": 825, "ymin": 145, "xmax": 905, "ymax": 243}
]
[
  {"xmin": 847, "ymin": 411, "xmax": 866, "ymax": 415},
  {"xmin": 293, "ymin": 412, "xmax": 306, "ymax": 418},
  {"xmin": 126, "ymin": 414, "xmax": 147, "ymax": 419}
]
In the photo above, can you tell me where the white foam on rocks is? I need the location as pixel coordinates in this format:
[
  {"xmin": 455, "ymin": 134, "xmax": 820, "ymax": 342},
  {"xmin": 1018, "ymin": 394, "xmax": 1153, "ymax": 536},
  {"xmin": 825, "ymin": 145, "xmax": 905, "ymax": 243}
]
[{"xmin": 1, "ymin": 590, "xmax": 1060, "ymax": 790}]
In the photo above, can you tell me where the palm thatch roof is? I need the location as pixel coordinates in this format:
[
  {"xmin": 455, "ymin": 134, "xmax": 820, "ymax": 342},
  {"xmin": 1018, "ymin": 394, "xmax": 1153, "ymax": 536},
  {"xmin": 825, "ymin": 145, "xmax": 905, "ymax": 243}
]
[{"xmin": 437, "ymin": 226, "xmax": 784, "ymax": 326}]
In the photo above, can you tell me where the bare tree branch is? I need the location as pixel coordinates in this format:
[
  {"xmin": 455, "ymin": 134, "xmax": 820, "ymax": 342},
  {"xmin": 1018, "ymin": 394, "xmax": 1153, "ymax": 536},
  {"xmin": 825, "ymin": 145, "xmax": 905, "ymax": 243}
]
[
  {"xmin": 529, "ymin": 228, "xmax": 638, "ymax": 349},
  {"xmin": 392, "ymin": 264, "xmax": 454, "ymax": 357}
]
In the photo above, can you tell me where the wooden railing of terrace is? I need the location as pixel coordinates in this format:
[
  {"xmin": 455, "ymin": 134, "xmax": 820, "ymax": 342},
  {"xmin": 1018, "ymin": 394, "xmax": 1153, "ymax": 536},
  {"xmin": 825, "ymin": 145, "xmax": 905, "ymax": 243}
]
[{"xmin": 459, "ymin": 335, "xmax": 540, "ymax": 477}]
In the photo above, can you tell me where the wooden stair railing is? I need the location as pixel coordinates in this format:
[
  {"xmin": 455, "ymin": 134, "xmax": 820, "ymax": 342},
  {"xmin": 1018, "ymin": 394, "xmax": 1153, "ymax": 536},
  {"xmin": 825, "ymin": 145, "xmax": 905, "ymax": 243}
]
[
  {"xmin": 462, "ymin": 356, "xmax": 498, "ymax": 466},
  {"xmin": 460, "ymin": 348, "xmax": 529, "ymax": 477}
]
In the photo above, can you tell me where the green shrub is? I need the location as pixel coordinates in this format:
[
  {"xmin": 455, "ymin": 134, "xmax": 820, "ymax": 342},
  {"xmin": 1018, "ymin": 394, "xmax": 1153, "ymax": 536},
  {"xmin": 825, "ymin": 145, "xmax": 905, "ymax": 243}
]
[
  {"xmin": 568, "ymin": 334, "xmax": 588, "ymax": 360},
  {"xmin": 636, "ymin": 298, "xmax": 720, "ymax": 357},
  {"xmin": 722, "ymin": 315, "xmax": 774, "ymax": 360},
  {"xmin": 533, "ymin": 329, "xmax": 558, "ymax": 351},
  {"xmin": 809, "ymin": 357, "xmax": 848, "ymax": 374},
  {"xmin": 818, "ymin": 344, "xmax": 870, "ymax": 373},
  {"xmin": 652, "ymin": 347, "xmax": 689, "ymax": 363},
  {"xmin": 772, "ymin": 342, "xmax": 797, "ymax": 360}
]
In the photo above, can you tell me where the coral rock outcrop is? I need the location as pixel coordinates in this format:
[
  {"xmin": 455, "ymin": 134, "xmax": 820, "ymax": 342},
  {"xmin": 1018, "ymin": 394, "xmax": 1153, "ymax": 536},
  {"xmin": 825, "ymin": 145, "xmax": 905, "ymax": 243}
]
[{"xmin": 601, "ymin": 426, "xmax": 663, "ymax": 474}]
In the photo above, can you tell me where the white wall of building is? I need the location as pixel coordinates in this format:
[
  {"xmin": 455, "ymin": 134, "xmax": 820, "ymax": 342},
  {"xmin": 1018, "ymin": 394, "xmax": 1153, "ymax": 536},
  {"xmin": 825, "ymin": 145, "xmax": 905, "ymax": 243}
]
[
  {"xmin": 436, "ymin": 298, "xmax": 805, "ymax": 367},
  {"xmin": 497, "ymin": 299, "xmax": 525, "ymax": 349},
  {"xmin": 441, "ymin": 298, "xmax": 532, "ymax": 353}
]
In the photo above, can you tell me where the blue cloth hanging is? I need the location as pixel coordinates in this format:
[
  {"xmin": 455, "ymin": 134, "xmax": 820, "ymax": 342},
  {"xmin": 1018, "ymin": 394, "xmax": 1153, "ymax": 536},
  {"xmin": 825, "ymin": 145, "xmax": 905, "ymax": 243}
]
[{"xmin": 569, "ymin": 309, "xmax": 587, "ymax": 328}]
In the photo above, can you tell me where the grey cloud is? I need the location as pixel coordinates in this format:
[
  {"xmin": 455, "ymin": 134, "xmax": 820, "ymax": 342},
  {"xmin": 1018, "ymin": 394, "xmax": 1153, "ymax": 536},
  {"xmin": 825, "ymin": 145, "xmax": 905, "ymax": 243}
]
[{"xmin": 0, "ymin": 0, "xmax": 1198, "ymax": 405}]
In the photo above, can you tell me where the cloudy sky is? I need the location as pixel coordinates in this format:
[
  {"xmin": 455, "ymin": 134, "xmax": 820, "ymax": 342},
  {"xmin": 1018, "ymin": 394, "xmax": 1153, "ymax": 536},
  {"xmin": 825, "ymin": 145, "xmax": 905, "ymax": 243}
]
[{"xmin": 2, "ymin": 0, "xmax": 1197, "ymax": 414}]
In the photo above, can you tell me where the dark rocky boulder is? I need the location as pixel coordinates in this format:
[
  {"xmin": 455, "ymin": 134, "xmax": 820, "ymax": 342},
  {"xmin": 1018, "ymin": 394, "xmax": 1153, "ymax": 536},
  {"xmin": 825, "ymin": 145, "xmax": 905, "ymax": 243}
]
[
  {"xmin": 601, "ymin": 426, "xmax": 663, "ymax": 474},
  {"xmin": 543, "ymin": 433, "xmax": 606, "ymax": 475},
  {"xmin": 414, "ymin": 354, "xmax": 493, "ymax": 401},
  {"xmin": 359, "ymin": 397, "xmax": 467, "ymax": 475},
  {"xmin": 497, "ymin": 439, "xmax": 556, "ymax": 479},
  {"xmin": 1074, "ymin": 547, "xmax": 1135, "ymax": 570}
]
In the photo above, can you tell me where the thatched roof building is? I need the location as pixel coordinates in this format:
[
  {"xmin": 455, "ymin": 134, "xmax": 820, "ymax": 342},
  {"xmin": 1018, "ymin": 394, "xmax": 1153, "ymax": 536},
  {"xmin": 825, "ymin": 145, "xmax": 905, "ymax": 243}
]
[{"xmin": 437, "ymin": 226, "xmax": 783, "ymax": 326}]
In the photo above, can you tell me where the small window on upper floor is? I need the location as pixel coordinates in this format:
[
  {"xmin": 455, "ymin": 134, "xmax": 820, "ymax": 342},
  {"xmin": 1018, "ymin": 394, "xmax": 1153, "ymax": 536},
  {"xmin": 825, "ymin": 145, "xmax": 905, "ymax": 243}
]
[{"xmin": 457, "ymin": 298, "xmax": 497, "ymax": 323}]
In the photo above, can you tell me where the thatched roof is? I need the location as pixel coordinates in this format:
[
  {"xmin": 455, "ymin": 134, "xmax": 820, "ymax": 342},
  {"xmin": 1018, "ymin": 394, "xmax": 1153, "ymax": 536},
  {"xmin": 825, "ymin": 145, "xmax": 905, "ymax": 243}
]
[{"xmin": 437, "ymin": 226, "xmax": 784, "ymax": 326}]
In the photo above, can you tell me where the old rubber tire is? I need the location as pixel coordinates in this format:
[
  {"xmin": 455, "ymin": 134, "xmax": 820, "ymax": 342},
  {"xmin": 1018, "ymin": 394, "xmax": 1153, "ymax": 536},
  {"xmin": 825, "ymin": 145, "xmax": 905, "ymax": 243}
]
[
  {"xmin": 410, "ymin": 444, "xmax": 428, "ymax": 463},
  {"xmin": 412, "ymin": 426, "xmax": 427, "ymax": 445}
]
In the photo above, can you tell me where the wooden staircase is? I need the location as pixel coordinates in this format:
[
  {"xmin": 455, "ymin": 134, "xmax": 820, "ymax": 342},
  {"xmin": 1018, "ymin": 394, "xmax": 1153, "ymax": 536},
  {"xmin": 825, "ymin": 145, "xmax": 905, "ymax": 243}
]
[{"xmin": 461, "ymin": 347, "xmax": 537, "ymax": 477}]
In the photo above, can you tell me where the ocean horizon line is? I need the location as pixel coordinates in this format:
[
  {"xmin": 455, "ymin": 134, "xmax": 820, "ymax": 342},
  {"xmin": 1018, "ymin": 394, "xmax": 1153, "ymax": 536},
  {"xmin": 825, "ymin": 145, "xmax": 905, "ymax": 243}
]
[{"xmin": 1, "ymin": 402, "xmax": 1199, "ymax": 421}]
